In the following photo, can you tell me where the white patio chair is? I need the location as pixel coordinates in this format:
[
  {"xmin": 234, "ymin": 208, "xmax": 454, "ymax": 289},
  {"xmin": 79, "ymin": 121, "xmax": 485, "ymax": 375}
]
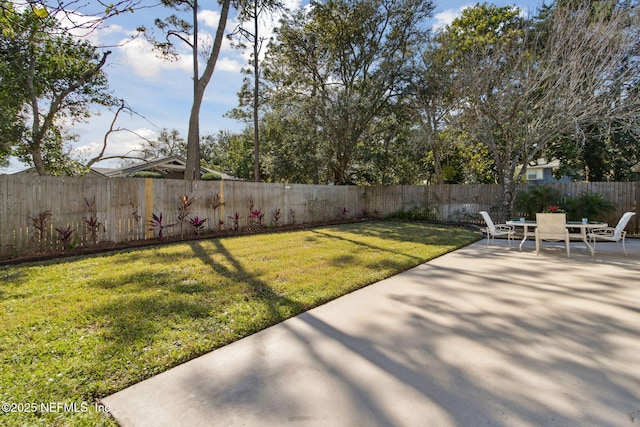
[
  {"xmin": 535, "ymin": 213, "xmax": 570, "ymax": 257},
  {"xmin": 479, "ymin": 211, "xmax": 514, "ymax": 247},
  {"xmin": 587, "ymin": 212, "xmax": 636, "ymax": 256}
]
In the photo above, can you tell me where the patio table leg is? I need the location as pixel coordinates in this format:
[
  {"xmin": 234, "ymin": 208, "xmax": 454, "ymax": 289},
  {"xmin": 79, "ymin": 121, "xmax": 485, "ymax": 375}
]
[
  {"xmin": 518, "ymin": 225, "xmax": 531, "ymax": 251},
  {"xmin": 581, "ymin": 228, "xmax": 596, "ymax": 256},
  {"xmin": 519, "ymin": 235, "xmax": 527, "ymax": 251}
]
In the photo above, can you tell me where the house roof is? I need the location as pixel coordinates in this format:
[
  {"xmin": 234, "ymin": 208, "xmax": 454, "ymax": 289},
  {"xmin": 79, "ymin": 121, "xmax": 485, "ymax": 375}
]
[
  {"xmin": 12, "ymin": 167, "xmax": 109, "ymax": 178},
  {"xmin": 9, "ymin": 156, "xmax": 240, "ymax": 180},
  {"xmin": 527, "ymin": 158, "xmax": 561, "ymax": 169},
  {"xmin": 98, "ymin": 155, "xmax": 240, "ymax": 180}
]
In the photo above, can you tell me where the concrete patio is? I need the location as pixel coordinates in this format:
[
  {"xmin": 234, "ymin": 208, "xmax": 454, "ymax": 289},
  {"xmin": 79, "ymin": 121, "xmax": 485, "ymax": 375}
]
[{"xmin": 103, "ymin": 238, "xmax": 640, "ymax": 427}]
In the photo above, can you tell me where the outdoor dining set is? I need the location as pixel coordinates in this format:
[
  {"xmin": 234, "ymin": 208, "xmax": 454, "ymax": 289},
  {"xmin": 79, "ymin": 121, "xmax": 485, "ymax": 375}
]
[{"xmin": 480, "ymin": 210, "xmax": 636, "ymax": 257}]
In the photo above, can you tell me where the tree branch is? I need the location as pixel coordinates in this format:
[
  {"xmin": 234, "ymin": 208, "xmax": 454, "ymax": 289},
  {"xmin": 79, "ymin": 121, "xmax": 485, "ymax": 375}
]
[{"xmin": 85, "ymin": 101, "xmax": 160, "ymax": 167}]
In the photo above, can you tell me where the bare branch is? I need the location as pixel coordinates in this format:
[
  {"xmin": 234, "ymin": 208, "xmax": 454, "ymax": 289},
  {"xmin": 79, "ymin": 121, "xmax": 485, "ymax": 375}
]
[{"xmin": 85, "ymin": 101, "xmax": 161, "ymax": 167}]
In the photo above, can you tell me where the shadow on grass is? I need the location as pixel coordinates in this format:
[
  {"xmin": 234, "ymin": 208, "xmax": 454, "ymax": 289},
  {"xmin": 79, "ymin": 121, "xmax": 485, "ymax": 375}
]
[
  {"xmin": 188, "ymin": 240, "xmax": 306, "ymax": 315},
  {"xmin": 95, "ymin": 294, "xmax": 212, "ymax": 345},
  {"xmin": 174, "ymin": 242, "xmax": 640, "ymax": 427},
  {"xmin": 84, "ymin": 238, "xmax": 313, "ymax": 398},
  {"xmin": 309, "ymin": 222, "xmax": 476, "ymax": 263},
  {"xmin": 4, "ymin": 222, "xmax": 477, "ymax": 392},
  {"xmin": 0, "ymin": 267, "xmax": 30, "ymax": 292}
]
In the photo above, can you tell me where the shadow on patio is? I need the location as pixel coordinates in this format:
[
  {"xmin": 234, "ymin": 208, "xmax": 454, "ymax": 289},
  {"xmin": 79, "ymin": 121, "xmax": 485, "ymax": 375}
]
[{"xmin": 103, "ymin": 239, "xmax": 640, "ymax": 426}]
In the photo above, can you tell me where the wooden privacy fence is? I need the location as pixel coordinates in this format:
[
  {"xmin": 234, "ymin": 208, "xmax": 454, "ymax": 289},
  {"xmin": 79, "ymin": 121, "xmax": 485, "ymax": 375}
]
[{"xmin": 0, "ymin": 175, "xmax": 638, "ymax": 258}]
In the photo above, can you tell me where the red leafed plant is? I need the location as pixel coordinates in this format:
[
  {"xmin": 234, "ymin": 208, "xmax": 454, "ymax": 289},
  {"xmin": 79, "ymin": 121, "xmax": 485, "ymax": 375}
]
[
  {"xmin": 189, "ymin": 216, "xmax": 207, "ymax": 235},
  {"xmin": 149, "ymin": 212, "xmax": 173, "ymax": 240},
  {"xmin": 228, "ymin": 212, "xmax": 241, "ymax": 231},
  {"xmin": 249, "ymin": 209, "xmax": 264, "ymax": 226},
  {"xmin": 55, "ymin": 225, "xmax": 75, "ymax": 250}
]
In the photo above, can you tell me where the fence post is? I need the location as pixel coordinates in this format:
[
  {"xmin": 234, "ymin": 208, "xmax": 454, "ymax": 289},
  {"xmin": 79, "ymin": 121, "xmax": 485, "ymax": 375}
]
[
  {"xmin": 635, "ymin": 182, "xmax": 640, "ymax": 235},
  {"xmin": 219, "ymin": 180, "xmax": 225, "ymax": 230},
  {"xmin": 144, "ymin": 178, "xmax": 154, "ymax": 239}
]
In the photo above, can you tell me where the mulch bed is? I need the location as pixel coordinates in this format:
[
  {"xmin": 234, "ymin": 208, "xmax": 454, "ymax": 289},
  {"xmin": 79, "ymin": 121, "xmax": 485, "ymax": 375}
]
[{"xmin": 0, "ymin": 219, "xmax": 370, "ymax": 266}]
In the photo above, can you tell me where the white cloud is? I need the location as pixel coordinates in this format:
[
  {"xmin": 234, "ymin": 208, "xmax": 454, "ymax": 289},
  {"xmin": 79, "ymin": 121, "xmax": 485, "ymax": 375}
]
[
  {"xmin": 55, "ymin": 10, "xmax": 103, "ymax": 44},
  {"xmin": 432, "ymin": 5, "xmax": 470, "ymax": 32},
  {"xmin": 97, "ymin": 23, "xmax": 127, "ymax": 38},
  {"xmin": 284, "ymin": 0, "xmax": 304, "ymax": 11},
  {"xmin": 118, "ymin": 38, "xmax": 192, "ymax": 78},
  {"xmin": 114, "ymin": 8, "xmax": 243, "ymax": 78},
  {"xmin": 199, "ymin": 9, "xmax": 221, "ymax": 28},
  {"xmin": 198, "ymin": 9, "xmax": 240, "ymax": 55},
  {"xmin": 217, "ymin": 57, "xmax": 244, "ymax": 73},
  {"xmin": 75, "ymin": 126, "xmax": 158, "ymax": 161},
  {"xmin": 106, "ymin": 127, "xmax": 157, "ymax": 155}
]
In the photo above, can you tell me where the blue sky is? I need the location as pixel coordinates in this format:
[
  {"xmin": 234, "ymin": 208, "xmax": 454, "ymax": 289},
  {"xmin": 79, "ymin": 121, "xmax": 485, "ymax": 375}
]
[{"xmin": 1, "ymin": 0, "xmax": 544, "ymax": 173}]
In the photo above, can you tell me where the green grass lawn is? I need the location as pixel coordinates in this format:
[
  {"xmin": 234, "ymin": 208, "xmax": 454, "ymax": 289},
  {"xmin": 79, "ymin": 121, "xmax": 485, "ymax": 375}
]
[{"xmin": 0, "ymin": 220, "xmax": 479, "ymax": 426}]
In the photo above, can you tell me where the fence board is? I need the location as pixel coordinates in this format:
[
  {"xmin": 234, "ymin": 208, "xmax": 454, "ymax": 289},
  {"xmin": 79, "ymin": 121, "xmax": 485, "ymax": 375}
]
[{"xmin": 0, "ymin": 175, "xmax": 637, "ymax": 258}]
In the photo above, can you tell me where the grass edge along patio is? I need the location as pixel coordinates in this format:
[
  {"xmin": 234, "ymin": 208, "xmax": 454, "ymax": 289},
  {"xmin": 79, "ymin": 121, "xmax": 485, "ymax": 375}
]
[{"xmin": 0, "ymin": 220, "xmax": 478, "ymax": 426}]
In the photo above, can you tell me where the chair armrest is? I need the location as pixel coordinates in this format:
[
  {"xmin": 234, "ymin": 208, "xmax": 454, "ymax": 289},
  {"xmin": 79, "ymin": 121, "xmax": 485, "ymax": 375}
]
[
  {"xmin": 495, "ymin": 225, "xmax": 514, "ymax": 233},
  {"xmin": 588, "ymin": 227, "xmax": 615, "ymax": 237}
]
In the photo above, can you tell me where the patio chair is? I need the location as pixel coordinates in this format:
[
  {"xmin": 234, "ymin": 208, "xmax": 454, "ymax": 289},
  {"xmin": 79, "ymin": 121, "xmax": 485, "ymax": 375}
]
[
  {"xmin": 479, "ymin": 211, "xmax": 514, "ymax": 247},
  {"xmin": 587, "ymin": 212, "xmax": 636, "ymax": 256},
  {"xmin": 535, "ymin": 213, "xmax": 570, "ymax": 257}
]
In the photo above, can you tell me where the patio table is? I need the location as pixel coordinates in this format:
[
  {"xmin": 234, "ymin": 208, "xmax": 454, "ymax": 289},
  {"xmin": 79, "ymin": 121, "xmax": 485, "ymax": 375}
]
[{"xmin": 506, "ymin": 219, "xmax": 607, "ymax": 255}]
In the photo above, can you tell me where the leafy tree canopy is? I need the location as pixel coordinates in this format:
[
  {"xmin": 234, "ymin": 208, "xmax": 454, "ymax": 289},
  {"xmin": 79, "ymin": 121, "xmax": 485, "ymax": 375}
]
[{"xmin": 0, "ymin": 1, "xmax": 115, "ymax": 175}]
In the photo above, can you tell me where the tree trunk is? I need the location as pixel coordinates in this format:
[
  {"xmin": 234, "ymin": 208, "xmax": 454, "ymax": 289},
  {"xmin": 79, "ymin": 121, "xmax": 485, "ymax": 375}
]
[
  {"xmin": 32, "ymin": 144, "xmax": 46, "ymax": 175},
  {"xmin": 499, "ymin": 172, "xmax": 517, "ymax": 221},
  {"xmin": 432, "ymin": 138, "xmax": 443, "ymax": 184},
  {"xmin": 185, "ymin": 0, "xmax": 232, "ymax": 181},
  {"xmin": 252, "ymin": 0, "xmax": 260, "ymax": 182}
]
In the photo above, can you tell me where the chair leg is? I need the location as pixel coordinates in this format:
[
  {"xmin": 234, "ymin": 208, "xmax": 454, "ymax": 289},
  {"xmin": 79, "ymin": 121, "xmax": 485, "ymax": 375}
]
[
  {"xmin": 535, "ymin": 237, "xmax": 540, "ymax": 255},
  {"xmin": 566, "ymin": 237, "xmax": 570, "ymax": 258}
]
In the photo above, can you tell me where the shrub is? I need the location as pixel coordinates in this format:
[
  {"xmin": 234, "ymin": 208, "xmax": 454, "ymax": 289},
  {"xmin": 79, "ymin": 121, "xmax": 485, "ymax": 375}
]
[
  {"xmin": 202, "ymin": 172, "xmax": 222, "ymax": 181},
  {"xmin": 272, "ymin": 208, "xmax": 282, "ymax": 226},
  {"xmin": 388, "ymin": 205, "xmax": 436, "ymax": 221},
  {"xmin": 562, "ymin": 192, "xmax": 616, "ymax": 221},
  {"xmin": 189, "ymin": 216, "xmax": 207, "ymax": 235},
  {"xmin": 129, "ymin": 170, "xmax": 166, "ymax": 179},
  {"xmin": 339, "ymin": 207, "xmax": 350, "ymax": 220},
  {"xmin": 249, "ymin": 209, "xmax": 264, "ymax": 226},
  {"xmin": 514, "ymin": 185, "xmax": 562, "ymax": 219},
  {"xmin": 148, "ymin": 213, "xmax": 173, "ymax": 240},
  {"xmin": 228, "ymin": 212, "xmax": 241, "ymax": 230},
  {"xmin": 55, "ymin": 225, "xmax": 75, "ymax": 250},
  {"xmin": 176, "ymin": 194, "xmax": 195, "ymax": 237},
  {"xmin": 515, "ymin": 186, "xmax": 616, "ymax": 221}
]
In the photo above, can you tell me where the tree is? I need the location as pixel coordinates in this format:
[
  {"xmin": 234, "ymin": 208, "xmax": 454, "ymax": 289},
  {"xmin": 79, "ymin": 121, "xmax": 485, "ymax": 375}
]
[
  {"xmin": 149, "ymin": 0, "xmax": 232, "ymax": 181},
  {"xmin": 229, "ymin": 0, "xmax": 285, "ymax": 182},
  {"xmin": 442, "ymin": 2, "xmax": 640, "ymax": 218},
  {"xmin": 201, "ymin": 129, "xmax": 254, "ymax": 179},
  {"xmin": 83, "ymin": 101, "xmax": 163, "ymax": 169},
  {"xmin": 5, "ymin": 1, "xmax": 143, "ymax": 36},
  {"xmin": 260, "ymin": 110, "xmax": 325, "ymax": 183},
  {"xmin": 541, "ymin": 1, "xmax": 640, "ymax": 182},
  {"xmin": 259, "ymin": 0, "xmax": 434, "ymax": 184},
  {"xmin": 0, "ymin": 3, "xmax": 115, "ymax": 175},
  {"xmin": 0, "ymin": 13, "xmax": 20, "ymax": 167},
  {"xmin": 135, "ymin": 128, "xmax": 187, "ymax": 160},
  {"xmin": 410, "ymin": 33, "xmax": 459, "ymax": 184}
]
